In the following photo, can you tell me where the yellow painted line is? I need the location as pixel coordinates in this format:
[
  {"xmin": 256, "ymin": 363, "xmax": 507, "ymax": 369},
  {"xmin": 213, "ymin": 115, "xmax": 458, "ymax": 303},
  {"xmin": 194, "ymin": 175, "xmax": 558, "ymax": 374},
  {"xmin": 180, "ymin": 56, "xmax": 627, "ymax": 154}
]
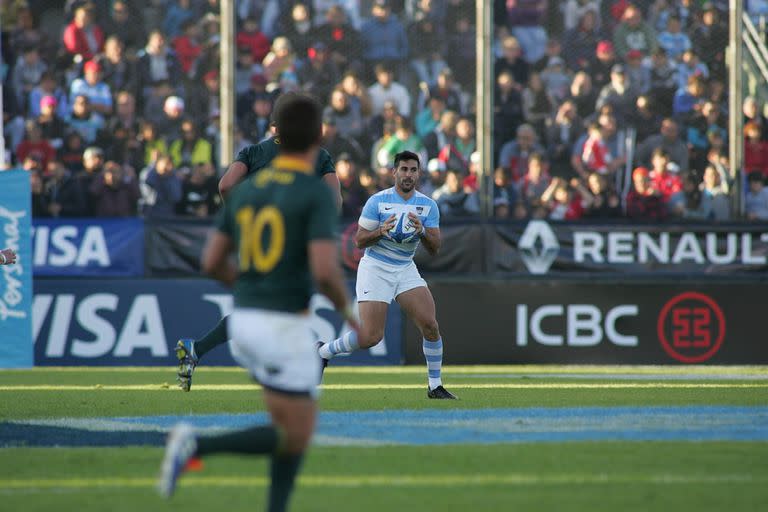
[
  {"xmin": 1, "ymin": 383, "xmax": 768, "ymax": 392},
  {"xmin": 3, "ymin": 365, "xmax": 767, "ymax": 375},
  {"xmin": 0, "ymin": 473, "xmax": 762, "ymax": 491}
]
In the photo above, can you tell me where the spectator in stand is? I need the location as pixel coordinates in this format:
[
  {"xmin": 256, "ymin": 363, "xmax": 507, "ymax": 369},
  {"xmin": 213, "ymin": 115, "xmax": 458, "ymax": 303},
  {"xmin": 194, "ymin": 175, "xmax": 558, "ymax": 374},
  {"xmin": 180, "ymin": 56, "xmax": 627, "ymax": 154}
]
[
  {"xmin": 745, "ymin": 171, "xmax": 768, "ymax": 221},
  {"xmin": 624, "ymin": 49, "xmax": 650, "ymax": 94},
  {"xmin": 422, "ymin": 68, "xmax": 464, "ymax": 115},
  {"xmin": 407, "ymin": 9, "xmax": 447, "ymax": 86},
  {"xmin": 240, "ymin": 93, "xmax": 273, "ymax": 143},
  {"xmin": 580, "ymin": 172, "xmax": 621, "ymax": 218},
  {"xmin": 322, "ymin": 113, "xmax": 365, "ymax": 165},
  {"xmin": 531, "ymin": 37, "xmax": 564, "ymax": 73},
  {"xmin": 446, "ymin": 11, "xmax": 476, "ymax": 90},
  {"xmin": 235, "ymin": 48, "xmax": 259, "ymax": 97},
  {"xmin": 58, "ymin": 131, "xmax": 87, "ymax": 172},
  {"xmin": 673, "ymin": 75, "xmax": 706, "ymax": 119},
  {"xmin": 498, "ymin": 123, "xmax": 545, "ymax": 182},
  {"xmin": 63, "ymin": 5, "xmax": 105, "ymax": 61},
  {"xmin": 236, "ymin": 16, "xmax": 271, "ymax": 63},
  {"xmin": 540, "ymin": 177, "xmax": 584, "ymax": 220},
  {"xmin": 138, "ymin": 121, "xmax": 169, "ymax": 168},
  {"xmin": 581, "ymin": 122, "xmax": 613, "ymax": 176},
  {"xmin": 101, "ymin": 36, "xmax": 139, "ymax": 100},
  {"xmin": 626, "ymin": 166, "xmax": 666, "ymax": 220},
  {"xmin": 298, "ymin": 42, "xmax": 340, "ymax": 104},
  {"xmin": 494, "ymin": 35, "xmax": 529, "ymax": 88},
  {"xmin": 519, "ymin": 152, "xmax": 551, "ymax": 208},
  {"xmin": 169, "ymin": 119, "xmax": 213, "ymax": 170},
  {"xmin": 636, "ymin": 117, "xmax": 690, "ymax": 173},
  {"xmin": 648, "ymin": 148, "xmax": 682, "ymax": 206},
  {"xmin": 545, "ymin": 99, "xmax": 583, "ymax": 179},
  {"xmin": 595, "ymin": 64, "xmax": 637, "ymax": 124},
  {"xmin": 324, "ymin": 89, "xmax": 364, "ymax": 140},
  {"xmin": 334, "ymin": 153, "xmax": 367, "ymax": 219},
  {"xmin": 743, "ymin": 97, "xmax": 768, "ymax": 141},
  {"xmin": 505, "ymin": 0, "xmax": 548, "ymax": 64},
  {"xmin": 173, "ymin": 20, "xmax": 203, "ymax": 79},
  {"xmin": 367, "ymin": 102, "xmax": 399, "ymax": 151},
  {"xmin": 415, "ymin": 95, "xmax": 446, "ymax": 139},
  {"xmin": 676, "ymin": 49, "xmax": 709, "ymax": 91},
  {"xmin": 66, "ymin": 94, "xmax": 105, "ymax": 145},
  {"xmin": 744, "ymin": 121, "xmax": 768, "ymax": 177},
  {"xmin": 236, "ymin": 73, "xmax": 269, "ymax": 124},
  {"xmin": 262, "ymin": 36, "xmax": 298, "ymax": 86},
  {"xmin": 629, "ymin": 95, "xmax": 662, "ymax": 143},
  {"xmin": 423, "ymin": 109, "xmax": 458, "ymax": 161},
  {"xmin": 523, "ymin": 71, "xmax": 555, "ymax": 137},
  {"xmin": 10, "ymin": 7, "xmax": 52, "ymax": 63},
  {"xmin": 540, "ymin": 57, "xmax": 571, "ymax": 103},
  {"xmin": 28, "ymin": 72, "xmax": 69, "ymax": 119},
  {"xmin": 155, "ymin": 95, "xmax": 186, "ymax": 142},
  {"xmin": 435, "ymin": 169, "xmax": 480, "ymax": 218},
  {"xmin": 563, "ymin": 0, "xmax": 601, "ymax": 32},
  {"xmin": 11, "ymin": 46, "xmax": 47, "ymax": 110},
  {"xmin": 692, "ymin": 2, "xmax": 727, "ymax": 79},
  {"xmin": 701, "ymin": 163, "xmax": 730, "ymax": 221},
  {"xmin": 657, "ymin": 15, "xmax": 691, "ymax": 62},
  {"xmin": 492, "ymin": 167, "xmax": 518, "ymax": 218},
  {"xmin": 368, "ymin": 64, "xmax": 411, "ymax": 117},
  {"xmin": 163, "ymin": 0, "xmax": 195, "ymax": 39},
  {"xmin": 613, "ymin": 4, "xmax": 657, "ymax": 58},
  {"xmin": 377, "ymin": 115, "xmax": 425, "ymax": 168},
  {"xmin": 281, "ymin": 3, "xmax": 315, "ymax": 61},
  {"xmin": 562, "ymin": 8, "xmax": 603, "ymax": 72},
  {"xmin": 438, "ymin": 116, "xmax": 475, "ymax": 174},
  {"xmin": 44, "ymin": 161, "xmax": 88, "ymax": 217},
  {"xmin": 566, "ymin": 71, "xmax": 598, "ymax": 120},
  {"xmin": 89, "ymin": 161, "xmax": 140, "ymax": 217},
  {"xmin": 37, "ymin": 96, "xmax": 67, "ymax": 149},
  {"xmin": 494, "ymin": 70, "xmax": 525, "ymax": 153},
  {"xmin": 75, "ymin": 146, "xmax": 106, "ymax": 215},
  {"xmin": 103, "ymin": 1, "xmax": 146, "ymax": 53},
  {"xmin": 177, "ymin": 163, "xmax": 220, "ymax": 217},
  {"xmin": 313, "ymin": 5, "xmax": 361, "ymax": 71},
  {"xmin": 69, "ymin": 60, "xmax": 113, "ymax": 116},
  {"xmin": 141, "ymin": 154, "xmax": 182, "ymax": 217},
  {"xmin": 339, "ymin": 71, "xmax": 373, "ymax": 119},
  {"xmin": 420, "ymin": 158, "xmax": 447, "ymax": 200},
  {"xmin": 360, "ymin": 0, "xmax": 409, "ymax": 80},
  {"xmin": 137, "ymin": 30, "xmax": 183, "ymax": 101},
  {"xmin": 686, "ymin": 100, "xmax": 725, "ymax": 171},
  {"xmin": 16, "ymin": 120, "xmax": 56, "ymax": 170},
  {"xmin": 647, "ymin": 48, "xmax": 678, "ymax": 117},
  {"xmin": 669, "ymin": 173, "xmax": 713, "ymax": 220},
  {"xmin": 589, "ymin": 40, "xmax": 618, "ymax": 90}
]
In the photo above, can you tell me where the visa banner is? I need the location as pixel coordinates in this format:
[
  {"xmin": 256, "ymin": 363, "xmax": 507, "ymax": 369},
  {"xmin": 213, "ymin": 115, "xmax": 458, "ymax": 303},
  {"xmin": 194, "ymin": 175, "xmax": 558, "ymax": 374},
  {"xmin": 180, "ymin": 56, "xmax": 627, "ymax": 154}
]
[
  {"xmin": 0, "ymin": 169, "xmax": 34, "ymax": 368},
  {"xmin": 32, "ymin": 218, "xmax": 144, "ymax": 277},
  {"xmin": 33, "ymin": 279, "xmax": 402, "ymax": 366}
]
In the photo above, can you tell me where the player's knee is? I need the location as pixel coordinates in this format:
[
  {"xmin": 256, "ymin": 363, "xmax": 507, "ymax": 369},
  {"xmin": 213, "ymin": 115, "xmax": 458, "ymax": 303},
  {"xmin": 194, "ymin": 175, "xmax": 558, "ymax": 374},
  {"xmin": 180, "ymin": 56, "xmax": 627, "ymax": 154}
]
[
  {"xmin": 280, "ymin": 426, "xmax": 313, "ymax": 455},
  {"xmin": 420, "ymin": 319, "xmax": 440, "ymax": 341}
]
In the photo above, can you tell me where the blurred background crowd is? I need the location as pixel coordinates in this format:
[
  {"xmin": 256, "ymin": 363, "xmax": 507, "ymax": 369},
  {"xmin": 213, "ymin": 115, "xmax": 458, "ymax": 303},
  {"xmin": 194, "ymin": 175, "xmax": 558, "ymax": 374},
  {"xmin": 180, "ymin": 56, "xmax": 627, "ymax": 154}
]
[{"xmin": 3, "ymin": 0, "xmax": 768, "ymax": 222}]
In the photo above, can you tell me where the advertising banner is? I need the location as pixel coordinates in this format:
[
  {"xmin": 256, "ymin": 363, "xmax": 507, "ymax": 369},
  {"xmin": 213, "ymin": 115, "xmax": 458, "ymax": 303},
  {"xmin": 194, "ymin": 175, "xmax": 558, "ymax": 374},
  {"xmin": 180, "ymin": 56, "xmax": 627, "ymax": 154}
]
[
  {"xmin": 33, "ymin": 218, "xmax": 144, "ymax": 276},
  {"xmin": 493, "ymin": 221, "xmax": 768, "ymax": 275},
  {"xmin": 0, "ymin": 170, "xmax": 34, "ymax": 368},
  {"xmin": 403, "ymin": 280, "xmax": 768, "ymax": 365},
  {"xmin": 34, "ymin": 279, "xmax": 402, "ymax": 366}
]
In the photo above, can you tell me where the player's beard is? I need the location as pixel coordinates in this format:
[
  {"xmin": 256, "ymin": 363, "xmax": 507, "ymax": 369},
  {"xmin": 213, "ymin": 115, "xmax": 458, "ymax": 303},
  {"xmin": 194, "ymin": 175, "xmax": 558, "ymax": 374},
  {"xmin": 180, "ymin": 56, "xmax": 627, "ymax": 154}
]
[{"xmin": 398, "ymin": 177, "xmax": 415, "ymax": 192}]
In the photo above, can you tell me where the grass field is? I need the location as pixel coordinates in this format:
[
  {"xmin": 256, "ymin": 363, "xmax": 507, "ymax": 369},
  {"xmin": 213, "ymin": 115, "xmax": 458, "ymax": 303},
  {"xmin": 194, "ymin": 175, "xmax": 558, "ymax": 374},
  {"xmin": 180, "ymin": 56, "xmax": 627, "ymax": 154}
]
[{"xmin": 1, "ymin": 365, "xmax": 767, "ymax": 511}]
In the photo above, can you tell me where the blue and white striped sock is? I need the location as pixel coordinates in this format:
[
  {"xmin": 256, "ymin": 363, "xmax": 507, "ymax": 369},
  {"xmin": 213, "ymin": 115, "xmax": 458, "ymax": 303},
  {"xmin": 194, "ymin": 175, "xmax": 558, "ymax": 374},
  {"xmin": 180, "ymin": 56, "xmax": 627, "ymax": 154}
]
[
  {"xmin": 422, "ymin": 338, "xmax": 443, "ymax": 390},
  {"xmin": 319, "ymin": 331, "xmax": 359, "ymax": 360}
]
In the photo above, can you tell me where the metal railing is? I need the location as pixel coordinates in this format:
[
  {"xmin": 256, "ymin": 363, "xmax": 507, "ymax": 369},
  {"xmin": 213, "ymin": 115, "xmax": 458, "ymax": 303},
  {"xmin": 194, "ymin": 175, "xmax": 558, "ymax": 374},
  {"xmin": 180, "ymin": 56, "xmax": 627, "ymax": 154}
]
[{"xmin": 742, "ymin": 13, "xmax": 768, "ymax": 104}]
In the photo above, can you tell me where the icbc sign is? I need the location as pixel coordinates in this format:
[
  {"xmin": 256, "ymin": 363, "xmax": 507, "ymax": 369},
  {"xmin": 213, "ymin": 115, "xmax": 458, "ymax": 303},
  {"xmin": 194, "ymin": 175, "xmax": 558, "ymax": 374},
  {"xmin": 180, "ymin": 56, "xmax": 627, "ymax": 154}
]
[{"xmin": 657, "ymin": 292, "xmax": 726, "ymax": 363}]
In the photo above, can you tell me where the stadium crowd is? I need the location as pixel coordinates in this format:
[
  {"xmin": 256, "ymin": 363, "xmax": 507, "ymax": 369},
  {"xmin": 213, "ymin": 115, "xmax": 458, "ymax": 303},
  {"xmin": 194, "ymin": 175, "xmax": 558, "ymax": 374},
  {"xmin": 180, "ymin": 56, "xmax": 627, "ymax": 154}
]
[{"xmin": 3, "ymin": 0, "xmax": 768, "ymax": 221}]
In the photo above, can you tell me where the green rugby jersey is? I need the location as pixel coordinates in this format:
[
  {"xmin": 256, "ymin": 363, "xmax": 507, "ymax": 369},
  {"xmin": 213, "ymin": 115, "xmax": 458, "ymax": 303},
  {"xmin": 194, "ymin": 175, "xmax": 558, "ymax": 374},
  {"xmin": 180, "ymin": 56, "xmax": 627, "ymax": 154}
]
[
  {"xmin": 216, "ymin": 156, "xmax": 338, "ymax": 312},
  {"xmin": 234, "ymin": 136, "xmax": 335, "ymax": 178}
]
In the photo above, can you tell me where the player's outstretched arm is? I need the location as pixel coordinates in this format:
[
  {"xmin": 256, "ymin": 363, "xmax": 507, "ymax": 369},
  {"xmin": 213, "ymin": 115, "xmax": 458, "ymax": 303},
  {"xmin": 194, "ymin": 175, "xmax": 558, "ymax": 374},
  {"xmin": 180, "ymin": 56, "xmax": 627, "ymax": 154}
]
[
  {"xmin": 201, "ymin": 231, "xmax": 237, "ymax": 287},
  {"xmin": 0, "ymin": 248, "xmax": 17, "ymax": 265},
  {"xmin": 309, "ymin": 240, "xmax": 358, "ymax": 330},
  {"xmin": 218, "ymin": 161, "xmax": 249, "ymax": 199}
]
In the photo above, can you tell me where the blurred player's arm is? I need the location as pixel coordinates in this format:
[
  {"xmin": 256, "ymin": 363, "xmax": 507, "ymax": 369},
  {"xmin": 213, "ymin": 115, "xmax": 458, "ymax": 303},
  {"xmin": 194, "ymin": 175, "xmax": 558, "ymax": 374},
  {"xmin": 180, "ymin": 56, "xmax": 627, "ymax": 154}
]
[
  {"xmin": 218, "ymin": 161, "xmax": 248, "ymax": 199},
  {"xmin": 0, "ymin": 248, "xmax": 17, "ymax": 265},
  {"xmin": 322, "ymin": 172, "xmax": 342, "ymax": 212},
  {"xmin": 201, "ymin": 232, "xmax": 237, "ymax": 287},
  {"xmin": 354, "ymin": 214, "xmax": 396, "ymax": 249},
  {"xmin": 309, "ymin": 240, "xmax": 358, "ymax": 330}
]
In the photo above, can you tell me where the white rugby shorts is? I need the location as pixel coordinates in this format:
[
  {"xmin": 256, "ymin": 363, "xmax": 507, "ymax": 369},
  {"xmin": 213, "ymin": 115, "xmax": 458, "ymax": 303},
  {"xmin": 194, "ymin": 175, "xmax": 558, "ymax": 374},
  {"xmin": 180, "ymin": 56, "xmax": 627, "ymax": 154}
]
[
  {"xmin": 355, "ymin": 256, "xmax": 427, "ymax": 303},
  {"xmin": 228, "ymin": 308, "xmax": 320, "ymax": 398}
]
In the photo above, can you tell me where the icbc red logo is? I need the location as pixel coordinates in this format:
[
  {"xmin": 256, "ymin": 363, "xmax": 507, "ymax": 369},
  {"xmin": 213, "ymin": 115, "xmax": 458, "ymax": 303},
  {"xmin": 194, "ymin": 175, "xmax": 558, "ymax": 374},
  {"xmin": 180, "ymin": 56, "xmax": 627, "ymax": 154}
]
[{"xmin": 657, "ymin": 292, "xmax": 726, "ymax": 363}]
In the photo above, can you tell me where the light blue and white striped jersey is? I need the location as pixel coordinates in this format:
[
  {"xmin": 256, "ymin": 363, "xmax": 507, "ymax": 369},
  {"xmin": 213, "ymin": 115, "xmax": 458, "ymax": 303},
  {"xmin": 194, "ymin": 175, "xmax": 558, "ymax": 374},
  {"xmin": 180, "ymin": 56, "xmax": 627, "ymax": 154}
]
[{"xmin": 357, "ymin": 187, "xmax": 439, "ymax": 267}]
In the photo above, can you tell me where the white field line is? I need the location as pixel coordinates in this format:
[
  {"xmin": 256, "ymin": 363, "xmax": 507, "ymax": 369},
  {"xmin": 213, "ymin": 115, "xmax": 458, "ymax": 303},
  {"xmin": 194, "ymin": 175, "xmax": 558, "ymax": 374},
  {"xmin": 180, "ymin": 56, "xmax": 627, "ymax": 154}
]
[
  {"xmin": 1, "ymin": 383, "xmax": 768, "ymax": 391},
  {"xmin": 3, "ymin": 365, "xmax": 767, "ymax": 375},
  {"xmin": 0, "ymin": 473, "xmax": 763, "ymax": 491}
]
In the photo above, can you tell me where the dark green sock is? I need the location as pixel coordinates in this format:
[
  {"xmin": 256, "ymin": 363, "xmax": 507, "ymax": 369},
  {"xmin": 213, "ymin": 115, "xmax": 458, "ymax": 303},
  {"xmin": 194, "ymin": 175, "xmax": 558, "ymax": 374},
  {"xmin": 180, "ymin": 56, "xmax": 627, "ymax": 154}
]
[
  {"xmin": 194, "ymin": 316, "xmax": 230, "ymax": 359},
  {"xmin": 195, "ymin": 425, "xmax": 279, "ymax": 457},
  {"xmin": 268, "ymin": 453, "xmax": 304, "ymax": 512}
]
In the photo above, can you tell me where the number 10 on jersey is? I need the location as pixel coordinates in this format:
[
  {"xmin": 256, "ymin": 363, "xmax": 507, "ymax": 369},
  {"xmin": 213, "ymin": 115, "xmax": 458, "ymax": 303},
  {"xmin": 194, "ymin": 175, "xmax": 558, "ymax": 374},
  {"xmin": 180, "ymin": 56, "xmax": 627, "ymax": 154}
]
[{"xmin": 236, "ymin": 206, "xmax": 286, "ymax": 273}]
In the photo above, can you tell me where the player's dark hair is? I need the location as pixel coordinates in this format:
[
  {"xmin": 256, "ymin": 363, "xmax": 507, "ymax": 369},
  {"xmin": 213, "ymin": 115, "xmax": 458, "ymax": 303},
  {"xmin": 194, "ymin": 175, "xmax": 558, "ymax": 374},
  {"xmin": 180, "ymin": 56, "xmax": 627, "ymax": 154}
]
[
  {"xmin": 394, "ymin": 151, "xmax": 421, "ymax": 169},
  {"xmin": 273, "ymin": 93, "xmax": 322, "ymax": 152}
]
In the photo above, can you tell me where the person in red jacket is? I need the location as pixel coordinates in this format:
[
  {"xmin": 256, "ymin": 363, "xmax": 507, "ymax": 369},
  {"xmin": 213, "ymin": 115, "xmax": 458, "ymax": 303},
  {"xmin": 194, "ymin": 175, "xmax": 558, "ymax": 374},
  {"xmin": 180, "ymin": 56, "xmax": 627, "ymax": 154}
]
[
  {"xmin": 744, "ymin": 121, "xmax": 768, "ymax": 177},
  {"xmin": 236, "ymin": 16, "xmax": 270, "ymax": 63},
  {"xmin": 62, "ymin": 5, "xmax": 105, "ymax": 61},
  {"xmin": 15, "ymin": 120, "xmax": 55, "ymax": 170},
  {"xmin": 648, "ymin": 148, "xmax": 682, "ymax": 204}
]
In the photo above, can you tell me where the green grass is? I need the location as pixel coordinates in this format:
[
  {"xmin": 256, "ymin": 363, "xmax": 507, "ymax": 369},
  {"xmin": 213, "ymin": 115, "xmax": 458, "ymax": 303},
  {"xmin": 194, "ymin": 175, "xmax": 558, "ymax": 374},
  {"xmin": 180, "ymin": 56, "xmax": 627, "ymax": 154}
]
[{"xmin": 2, "ymin": 366, "xmax": 768, "ymax": 511}]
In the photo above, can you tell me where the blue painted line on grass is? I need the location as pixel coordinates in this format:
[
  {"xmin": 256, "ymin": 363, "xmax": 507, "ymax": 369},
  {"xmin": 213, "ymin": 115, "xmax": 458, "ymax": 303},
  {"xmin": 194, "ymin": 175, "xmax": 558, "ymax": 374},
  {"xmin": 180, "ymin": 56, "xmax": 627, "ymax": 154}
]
[{"xmin": 2, "ymin": 406, "xmax": 767, "ymax": 448}]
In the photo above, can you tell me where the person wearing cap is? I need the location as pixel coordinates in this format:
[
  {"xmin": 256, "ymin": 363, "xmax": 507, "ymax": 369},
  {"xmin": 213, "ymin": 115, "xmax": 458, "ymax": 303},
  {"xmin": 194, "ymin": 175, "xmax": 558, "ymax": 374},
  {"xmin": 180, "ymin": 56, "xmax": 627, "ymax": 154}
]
[
  {"xmin": 36, "ymin": 95, "xmax": 67, "ymax": 148},
  {"xmin": 613, "ymin": 4, "xmax": 657, "ymax": 59},
  {"xmin": 360, "ymin": 0, "xmax": 409, "ymax": 80},
  {"xmin": 595, "ymin": 63, "xmax": 637, "ymax": 125},
  {"xmin": 28, "ymin": 72, "xmax": 69, "ymax": 119},
  {"xmin": 589, "ymin": 40, "xmax": 618, "ymax": 89},
  {"xmin": 625, "ymin": 166, "xmax": 666, "ymax": 220},
  {"xmin": 562, "ymin": 8, "xmax": 604, "ymax": 72},
  {"xmin": 625, "ymin": 49, "xmax": 650, "ymax": 95},
  {"xmin": 297, "ymin": 41, "xmax": 340, "ymax": 103},
  {"xmin": 69, "ymin": 59, "xmax": 113, "ymax": 116}
]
